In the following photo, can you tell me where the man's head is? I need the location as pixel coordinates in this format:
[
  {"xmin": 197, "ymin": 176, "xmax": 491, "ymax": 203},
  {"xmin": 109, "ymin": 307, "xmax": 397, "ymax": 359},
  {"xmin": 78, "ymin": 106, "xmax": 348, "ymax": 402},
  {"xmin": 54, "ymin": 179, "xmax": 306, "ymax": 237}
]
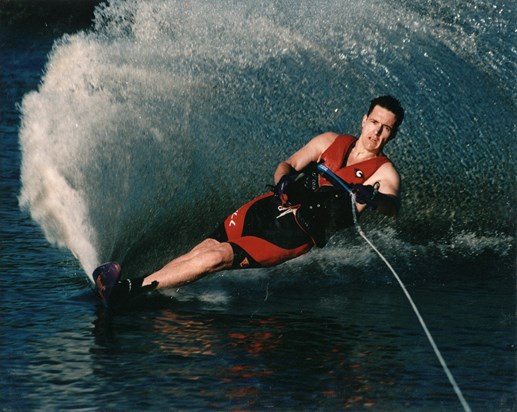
[
  {"xmin": 358, "ymin": 95, "xmax": 404, "ymax": 153},
  {"xmin": 367, "ymin": 95, "xmax": 405, "ymax": 139}
]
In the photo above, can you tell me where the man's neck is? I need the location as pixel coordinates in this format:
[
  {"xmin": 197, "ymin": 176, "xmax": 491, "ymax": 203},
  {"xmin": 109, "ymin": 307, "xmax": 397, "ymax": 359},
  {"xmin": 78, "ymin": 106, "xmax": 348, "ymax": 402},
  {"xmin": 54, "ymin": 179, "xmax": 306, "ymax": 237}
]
[{"xmin": 350, "ymin": 142, "xmax": 380, "ymax": 162}]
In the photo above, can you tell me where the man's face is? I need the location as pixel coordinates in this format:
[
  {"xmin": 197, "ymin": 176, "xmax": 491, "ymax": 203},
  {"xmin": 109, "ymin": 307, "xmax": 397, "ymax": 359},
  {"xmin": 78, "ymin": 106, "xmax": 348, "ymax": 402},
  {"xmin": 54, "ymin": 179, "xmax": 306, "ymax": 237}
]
[{"xmin": 359, "ymin": 105, "xmax": 398, "ymax": 153}]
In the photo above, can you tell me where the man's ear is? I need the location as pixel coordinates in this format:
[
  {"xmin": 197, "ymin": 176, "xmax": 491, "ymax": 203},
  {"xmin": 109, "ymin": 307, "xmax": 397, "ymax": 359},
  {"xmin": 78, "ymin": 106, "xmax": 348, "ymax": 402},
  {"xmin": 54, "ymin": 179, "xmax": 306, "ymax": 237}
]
[{"xmin": 361, "ymin": 114, "xmax": 368, "ymax": 128}]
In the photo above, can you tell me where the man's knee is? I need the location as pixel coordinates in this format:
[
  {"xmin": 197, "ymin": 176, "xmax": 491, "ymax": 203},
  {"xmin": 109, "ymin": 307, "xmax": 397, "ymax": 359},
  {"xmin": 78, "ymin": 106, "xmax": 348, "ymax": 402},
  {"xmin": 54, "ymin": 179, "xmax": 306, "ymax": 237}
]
[
  {"xmin": 204, "ymin": 243, "xmax": 234, "ymax": 272},
  {"xmin": 189, "ymin": 238, "xmax": 224, "ymax": 256},
  {"xmin": 202, "ymin": 238, "xmax": 222, "ymax": 248}
]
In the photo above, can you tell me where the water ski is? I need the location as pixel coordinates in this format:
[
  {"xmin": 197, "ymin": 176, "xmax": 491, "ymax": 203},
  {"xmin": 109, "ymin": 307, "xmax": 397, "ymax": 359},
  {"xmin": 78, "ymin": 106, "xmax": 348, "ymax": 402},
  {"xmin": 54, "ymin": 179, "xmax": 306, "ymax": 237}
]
[
  {"xmin": 92, "ymin": 262, "xmax": 159, "ymax": 309},
  {"xmin": 93, "ymin": 262, "xmax": 122, "ymax": 308}
]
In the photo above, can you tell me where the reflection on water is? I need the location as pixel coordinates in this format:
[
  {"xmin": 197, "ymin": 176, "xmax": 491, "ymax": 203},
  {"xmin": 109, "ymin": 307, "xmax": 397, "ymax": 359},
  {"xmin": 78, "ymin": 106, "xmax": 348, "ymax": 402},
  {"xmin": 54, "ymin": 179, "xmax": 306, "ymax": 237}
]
[
  {"xmin": 3, "ymin": 253, "xmax": 515, "ymax": 410},
  {"xmin": 86, "ymin": 285, "xmax": 462, "ymax": 410}
]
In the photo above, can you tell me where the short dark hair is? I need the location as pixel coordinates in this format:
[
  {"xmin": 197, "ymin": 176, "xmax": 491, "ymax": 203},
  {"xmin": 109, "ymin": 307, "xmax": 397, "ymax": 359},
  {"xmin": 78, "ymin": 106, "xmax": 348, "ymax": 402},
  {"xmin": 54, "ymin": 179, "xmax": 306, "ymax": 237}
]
[{"xmin": 368, "ymin": 95, "xmax": 405, "ymax": 131}]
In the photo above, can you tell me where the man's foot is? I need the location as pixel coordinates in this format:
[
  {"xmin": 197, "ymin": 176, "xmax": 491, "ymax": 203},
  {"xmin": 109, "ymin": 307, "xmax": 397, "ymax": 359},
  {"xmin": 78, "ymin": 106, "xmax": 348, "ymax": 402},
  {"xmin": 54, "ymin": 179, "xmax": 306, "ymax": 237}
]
[
  {"xmin": 93, "ymin": 262, "xmax": 123, "ymax": 308},
  {"xmin": 93, "ymin": 262, "xmax": 159, "ymax": 309}
]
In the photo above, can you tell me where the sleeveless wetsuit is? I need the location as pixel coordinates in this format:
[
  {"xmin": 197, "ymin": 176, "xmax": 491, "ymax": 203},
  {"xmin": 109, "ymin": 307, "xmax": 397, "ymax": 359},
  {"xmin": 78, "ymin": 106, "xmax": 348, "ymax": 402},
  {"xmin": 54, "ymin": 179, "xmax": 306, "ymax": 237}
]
[
  {"xmin": 318, "ymin": 134, "xmax": 390, "ymax": 187},
  {"xmin": 210, "ymin": 134, "xmax": 392, "ymax": 269}
]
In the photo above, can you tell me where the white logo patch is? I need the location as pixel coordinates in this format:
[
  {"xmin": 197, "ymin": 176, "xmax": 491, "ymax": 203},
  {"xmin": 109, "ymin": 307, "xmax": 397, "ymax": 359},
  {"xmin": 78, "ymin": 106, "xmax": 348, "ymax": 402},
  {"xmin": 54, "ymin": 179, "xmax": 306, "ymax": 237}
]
[
  {"xmin": 228, "ymin": 211, "xmax": 238, "ymax": 227},
  {"xmin": 355, "ymin": 169, "xmax": 364, "ymax": 179}
]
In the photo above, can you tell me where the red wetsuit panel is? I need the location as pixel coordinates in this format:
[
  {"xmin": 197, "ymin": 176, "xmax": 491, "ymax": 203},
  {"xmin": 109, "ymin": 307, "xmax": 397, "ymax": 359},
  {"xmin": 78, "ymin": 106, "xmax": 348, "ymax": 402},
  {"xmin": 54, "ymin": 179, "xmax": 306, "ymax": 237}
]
[
  {"xmin": 231, "ymin": 235, "xmax": 311, "ymax": 268},
  {"xmin": 222, "ymin": 193, "xmax": 312, "ymax": 268},
  {"xmin": 318, "ymin": 134, "xmax": 391, "ymax": 186}
]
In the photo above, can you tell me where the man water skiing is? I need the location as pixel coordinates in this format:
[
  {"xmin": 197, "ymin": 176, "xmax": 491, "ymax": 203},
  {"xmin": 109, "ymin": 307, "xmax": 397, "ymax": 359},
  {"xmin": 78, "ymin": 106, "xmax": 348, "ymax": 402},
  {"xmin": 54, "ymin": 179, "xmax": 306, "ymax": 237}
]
[{"xmin": 94, "ymin": 95, "xmax": 404, "ymax": 308}]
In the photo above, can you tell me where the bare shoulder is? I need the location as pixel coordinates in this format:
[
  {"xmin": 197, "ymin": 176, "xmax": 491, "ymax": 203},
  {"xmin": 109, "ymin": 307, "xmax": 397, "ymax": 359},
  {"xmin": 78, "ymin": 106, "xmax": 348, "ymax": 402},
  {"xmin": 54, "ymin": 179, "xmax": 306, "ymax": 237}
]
[
  {"xmin": 310, "ymin": 132, "xmax": 340, "ymax": 153},
  {"xmin": 365, "ymin": 161, "xmax": 400, "ymax": 196},
  {"xmin": 377, "ymin": 161, "xmax": 399, "ymax": 178},
  {"xmin": 306, "ymin": 132, "xmax": 340, "ymax": 161},
  {"xmin": 285, "ymin": 132, "xmax": 339, "ymax": 170}
]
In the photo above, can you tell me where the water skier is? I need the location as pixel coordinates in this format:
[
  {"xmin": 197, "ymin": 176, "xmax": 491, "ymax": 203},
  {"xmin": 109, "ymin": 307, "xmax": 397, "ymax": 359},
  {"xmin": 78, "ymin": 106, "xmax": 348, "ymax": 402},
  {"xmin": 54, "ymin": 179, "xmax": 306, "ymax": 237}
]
[{"xmin": 94, "ymin": 95, "xmax": 404, "ymax": 308}]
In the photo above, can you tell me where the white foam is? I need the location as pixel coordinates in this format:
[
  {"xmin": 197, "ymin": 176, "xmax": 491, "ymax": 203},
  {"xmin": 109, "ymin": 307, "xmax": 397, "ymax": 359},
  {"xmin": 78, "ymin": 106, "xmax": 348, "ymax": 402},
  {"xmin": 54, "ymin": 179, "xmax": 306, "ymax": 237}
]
[{"xmin": 18, "ymin": 0, "xmax": 515, "ymax": 281}]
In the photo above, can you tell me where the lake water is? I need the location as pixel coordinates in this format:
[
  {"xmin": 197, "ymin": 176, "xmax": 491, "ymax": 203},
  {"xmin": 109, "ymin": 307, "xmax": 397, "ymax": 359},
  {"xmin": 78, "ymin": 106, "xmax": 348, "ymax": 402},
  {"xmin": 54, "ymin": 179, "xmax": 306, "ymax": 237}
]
[{"xmin": 1, "ymin": 0, "xmax": 515, "ymax": 410}]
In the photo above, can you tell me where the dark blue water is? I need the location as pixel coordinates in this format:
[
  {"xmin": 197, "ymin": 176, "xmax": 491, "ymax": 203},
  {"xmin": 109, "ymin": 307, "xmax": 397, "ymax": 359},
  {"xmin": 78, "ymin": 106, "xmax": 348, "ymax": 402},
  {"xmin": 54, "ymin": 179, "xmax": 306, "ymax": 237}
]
[{"xmin": 2, "ymin": 0, "xmax": 516, "ymax": 410}]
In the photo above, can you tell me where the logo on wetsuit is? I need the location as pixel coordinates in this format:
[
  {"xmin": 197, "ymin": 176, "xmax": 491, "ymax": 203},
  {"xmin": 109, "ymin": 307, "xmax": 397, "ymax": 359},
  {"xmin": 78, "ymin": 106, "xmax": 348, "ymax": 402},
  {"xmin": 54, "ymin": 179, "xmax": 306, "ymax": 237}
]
[
  {"xmin": 355, "ymin": 169, "xmax": 364, "ymax": 179},
  {"xmin": 228, "ymin": 210, "xmax": 239, "ymax": 227}
]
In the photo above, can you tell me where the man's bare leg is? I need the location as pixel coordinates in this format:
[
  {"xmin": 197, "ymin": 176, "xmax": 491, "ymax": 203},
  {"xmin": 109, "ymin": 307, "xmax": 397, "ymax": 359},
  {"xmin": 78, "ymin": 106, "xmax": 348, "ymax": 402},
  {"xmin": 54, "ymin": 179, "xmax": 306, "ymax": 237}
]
[{"xmin": 142, "ymin": 239, "xmax": 234, "ymax": 290}]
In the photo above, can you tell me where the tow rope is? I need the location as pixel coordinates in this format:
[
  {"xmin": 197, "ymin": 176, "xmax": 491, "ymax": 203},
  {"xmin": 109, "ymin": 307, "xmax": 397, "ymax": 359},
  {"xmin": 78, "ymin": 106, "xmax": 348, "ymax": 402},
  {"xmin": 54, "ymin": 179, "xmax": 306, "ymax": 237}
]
[{"xmin": 316, "ymin": 164, "xmax": 471, "ymax": 412}]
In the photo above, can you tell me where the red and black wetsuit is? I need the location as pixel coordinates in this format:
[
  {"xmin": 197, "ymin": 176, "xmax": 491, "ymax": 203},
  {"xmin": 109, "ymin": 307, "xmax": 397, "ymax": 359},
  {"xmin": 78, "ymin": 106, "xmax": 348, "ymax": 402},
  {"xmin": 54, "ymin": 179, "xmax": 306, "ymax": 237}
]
[{"xmin": 210, "ymin": 135, "xmax": 392, "ymax": 269}]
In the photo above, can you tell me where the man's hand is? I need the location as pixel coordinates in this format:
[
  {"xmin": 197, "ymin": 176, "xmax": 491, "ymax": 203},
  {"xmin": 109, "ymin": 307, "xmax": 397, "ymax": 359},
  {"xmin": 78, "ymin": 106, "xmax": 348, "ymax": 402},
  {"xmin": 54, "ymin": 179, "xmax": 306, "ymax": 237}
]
[
  {"xmin": 274, "ymin": 173, "xmax": 310, "ymax": 206},
  {"xmin": 351, "ymin": 183, "xmax": 379, "ymax": 208}
]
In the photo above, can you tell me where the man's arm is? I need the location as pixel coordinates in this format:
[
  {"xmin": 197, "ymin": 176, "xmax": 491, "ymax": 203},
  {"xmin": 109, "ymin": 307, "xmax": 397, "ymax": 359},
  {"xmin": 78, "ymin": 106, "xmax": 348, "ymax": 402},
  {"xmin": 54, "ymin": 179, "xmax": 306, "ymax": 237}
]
[
  {"xmin": 274, "ymin": 132, "xmax": 338, "ymax": 184},
  {"xmin": 359, "ymin": 162, "xmax": 401, "ymax": 217}
]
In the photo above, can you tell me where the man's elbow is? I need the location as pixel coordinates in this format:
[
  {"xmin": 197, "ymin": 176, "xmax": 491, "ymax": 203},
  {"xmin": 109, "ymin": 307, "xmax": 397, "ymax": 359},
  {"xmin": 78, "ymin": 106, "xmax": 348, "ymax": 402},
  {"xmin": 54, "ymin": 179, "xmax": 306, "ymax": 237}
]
[{"xmin": 377, "ymin": 194, "xmax": 400, "ymax": 217}]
